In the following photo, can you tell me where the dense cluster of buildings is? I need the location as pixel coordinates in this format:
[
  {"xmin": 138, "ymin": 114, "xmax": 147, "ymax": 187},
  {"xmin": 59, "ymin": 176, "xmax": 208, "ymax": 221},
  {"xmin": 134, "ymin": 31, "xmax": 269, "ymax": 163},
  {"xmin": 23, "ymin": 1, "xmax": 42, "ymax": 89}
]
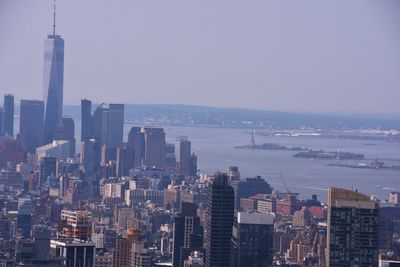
[{"xmin": 0, "ymin": 5, "xmax": 399, "ymax": 267}]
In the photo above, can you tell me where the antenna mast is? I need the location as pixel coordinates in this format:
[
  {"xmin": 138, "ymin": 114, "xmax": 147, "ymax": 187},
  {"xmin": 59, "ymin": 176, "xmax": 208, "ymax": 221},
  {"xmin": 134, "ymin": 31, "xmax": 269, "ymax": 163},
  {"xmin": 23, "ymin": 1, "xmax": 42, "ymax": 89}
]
[{"xmin": 53, "ymin": 0, "xmax": 56, "ymax": 36}]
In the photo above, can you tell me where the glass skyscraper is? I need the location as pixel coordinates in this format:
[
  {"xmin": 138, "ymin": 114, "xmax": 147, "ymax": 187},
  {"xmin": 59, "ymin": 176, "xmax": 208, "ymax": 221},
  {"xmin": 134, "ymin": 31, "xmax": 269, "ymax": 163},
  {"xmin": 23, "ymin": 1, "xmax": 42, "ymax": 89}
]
[
  {"xmin": 19, "ymin": 100, "xmax": 44, "ymax": 153},
  {"xmin": 43, "ymin": 12, "xmax": 64, "ymax": 144},
  {"xmin": 204, "ymin": 173, "xmax": 234, "ymax": 267},
  {"xmin": 327, "ymin": 187, "xmax": 379, "ymax": 267}
]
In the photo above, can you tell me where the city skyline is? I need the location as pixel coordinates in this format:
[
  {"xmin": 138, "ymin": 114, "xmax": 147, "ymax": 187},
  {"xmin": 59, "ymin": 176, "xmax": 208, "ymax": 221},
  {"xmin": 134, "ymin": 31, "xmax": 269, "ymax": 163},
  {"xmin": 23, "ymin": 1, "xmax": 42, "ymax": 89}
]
[
  {"xmin": 1, "ymin": 0, "xmax": 400, "ymax": 114},
  {"xmin": 0, "ymin": 1, "xmax": 399, "ymax": 266}
]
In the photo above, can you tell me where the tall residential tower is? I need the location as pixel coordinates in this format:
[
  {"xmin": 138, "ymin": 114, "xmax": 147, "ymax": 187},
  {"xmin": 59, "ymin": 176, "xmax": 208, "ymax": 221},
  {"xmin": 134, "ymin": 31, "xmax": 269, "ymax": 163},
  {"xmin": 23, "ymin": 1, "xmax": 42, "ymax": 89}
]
[
  {"xmin": 204, "ymin": 173, "xmax": 234, "ymax": 267},
  {"xmin": 327, "ymin": 187, "xmax": 379, "ymax": 267}
]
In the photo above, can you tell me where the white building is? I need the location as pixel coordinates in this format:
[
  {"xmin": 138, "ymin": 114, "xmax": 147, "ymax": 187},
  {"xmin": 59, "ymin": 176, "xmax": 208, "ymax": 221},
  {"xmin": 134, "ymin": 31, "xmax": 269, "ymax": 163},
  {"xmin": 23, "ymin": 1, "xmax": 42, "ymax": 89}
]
[{"xmin": 36, "ymin": 140, "xmax": 70, "ymax": 162}]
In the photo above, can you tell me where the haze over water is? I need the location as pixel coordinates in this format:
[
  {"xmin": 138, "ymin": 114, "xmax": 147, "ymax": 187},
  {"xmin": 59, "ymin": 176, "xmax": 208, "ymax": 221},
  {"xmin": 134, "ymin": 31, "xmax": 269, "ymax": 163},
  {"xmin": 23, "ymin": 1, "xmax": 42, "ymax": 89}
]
[{"xmin": 160, "ymin": 126, "xmax": 400, "ymax": 203}]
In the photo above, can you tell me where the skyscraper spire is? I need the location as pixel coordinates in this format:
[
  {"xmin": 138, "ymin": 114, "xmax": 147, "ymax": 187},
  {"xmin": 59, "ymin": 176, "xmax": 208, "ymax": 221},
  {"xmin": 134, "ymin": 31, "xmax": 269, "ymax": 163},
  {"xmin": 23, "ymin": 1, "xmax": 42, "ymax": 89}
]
[
  {"xmin": 43, "ymin": 0, "xmax": 64, "ymax": 144},
  {"xmin": 53, "ymin": 0, "xmax": 56, "ymax": 36}
]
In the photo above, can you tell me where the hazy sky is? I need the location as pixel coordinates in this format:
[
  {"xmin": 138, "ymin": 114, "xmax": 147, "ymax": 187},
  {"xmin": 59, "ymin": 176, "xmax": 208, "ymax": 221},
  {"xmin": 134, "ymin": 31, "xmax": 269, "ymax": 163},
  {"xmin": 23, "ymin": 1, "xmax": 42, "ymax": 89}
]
[{"xmin": 0, "ymin": 0, "xmax": 399, "ymax": 114}]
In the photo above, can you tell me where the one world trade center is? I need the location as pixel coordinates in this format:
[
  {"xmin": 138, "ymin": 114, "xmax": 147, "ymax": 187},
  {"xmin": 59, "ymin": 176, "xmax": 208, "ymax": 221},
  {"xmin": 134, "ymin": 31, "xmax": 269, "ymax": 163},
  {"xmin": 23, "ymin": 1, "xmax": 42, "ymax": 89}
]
[{"xmin": 43, "ymin": 3, "xmax": 64, "ymax": 144}]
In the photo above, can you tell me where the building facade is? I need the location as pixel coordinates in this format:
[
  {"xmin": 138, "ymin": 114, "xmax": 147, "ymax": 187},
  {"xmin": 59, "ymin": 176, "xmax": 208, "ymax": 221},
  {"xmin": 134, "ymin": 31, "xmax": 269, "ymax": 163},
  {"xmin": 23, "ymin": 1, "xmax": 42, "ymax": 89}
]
[
  {"xmin": 204, "ymin": 173, "xmax": 234, "ymax": 267},
  {"xmin": 19, "ymin": 100, "xmax": 45, "ymax": 153},
  {"xmin": 327, "ymin": 187, "xmax": 379, "ymax": 267}
]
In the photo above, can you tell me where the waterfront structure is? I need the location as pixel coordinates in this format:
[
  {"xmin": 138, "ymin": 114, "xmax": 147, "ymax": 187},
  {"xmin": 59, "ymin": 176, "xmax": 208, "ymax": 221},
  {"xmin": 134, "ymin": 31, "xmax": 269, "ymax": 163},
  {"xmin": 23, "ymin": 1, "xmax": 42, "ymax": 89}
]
[
  {"xmin": 127, "ymin": 126, "xmax": 145, "ymax": 167},
  {"xmin": 43, "ymin": 6, "xmax": 64, "ymax": 144},
  {"xmin": 19, "ymin": 100, "xmax": 45, "ymax": 153},
  {"xmin": 81, "ymin": 99, "xmax": 92, "ymax": 141},
  {"xmin": 204, "ymin": 173, "xmax": 234, "ymax": 267},
  {"xmin": 231, "ymin": 212, "xmax": 274, "ymax": 267},
  {"xmin": 141, "ymin": 127, "xmax": 166, "ymax": 168},
  {"xmin": 327, "ymin": 187, "xmax": 379, "ymax": 267},
  {"xmin": 172, "ymin": 202, "xmax": 202, "ymax": 267},
  {"xmin": 36, "ymin": 140, "xmax": 70, "ymax": 162},
  {"xmin": 92, "ymin": 103, "xmax": 124, "ymax": 148},
  {"xmin": 3, "ymin": 94, "xmax": 14, "ymax": 136}
]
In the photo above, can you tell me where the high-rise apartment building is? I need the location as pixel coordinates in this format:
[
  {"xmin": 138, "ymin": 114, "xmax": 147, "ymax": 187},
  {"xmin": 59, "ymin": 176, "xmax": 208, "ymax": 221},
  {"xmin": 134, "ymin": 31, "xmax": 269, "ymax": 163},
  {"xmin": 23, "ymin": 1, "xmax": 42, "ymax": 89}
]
[
  {"xmin": 231, "ymin": 212, "xmax": 274, "ymax": 267},
  {"xmin": 172, "ymin": 202, "xmax": 203, "ymax": 267},
  {"xmin": 59, "ymin": 210, "xmax": 92, "ymax": 241},
  {"xmin": 204, "ymin": 173, "xmax": 234, "ymax": 267},
  {"xmin": 81, "ymin": 99, "xmax": 92, "ymax": 141},
  {"xmin": 327, "ymin": 187, "xmax": 379, "ymax": 267},
  {"xmin": 19, "ymin": 100, "xmax": 45, "ymax": 153},
  {"xmin": 43, "ymin": 8, "xmax": 64, "ymax": 144},
  {"xmin": 141, "ymin": 127, "xmax": 166, "ymax": 168},
  {"xmin": 3, "ymin": 94, "xmax": 14, "ymax": 136}
]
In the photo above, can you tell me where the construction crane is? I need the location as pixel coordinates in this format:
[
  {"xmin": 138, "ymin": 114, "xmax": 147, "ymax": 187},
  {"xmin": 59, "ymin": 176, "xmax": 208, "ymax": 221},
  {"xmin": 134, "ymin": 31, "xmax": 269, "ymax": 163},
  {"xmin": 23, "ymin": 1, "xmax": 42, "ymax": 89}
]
[{"xmin": 279, "ymin": 173, "xmax": 291, "ymax": 194}]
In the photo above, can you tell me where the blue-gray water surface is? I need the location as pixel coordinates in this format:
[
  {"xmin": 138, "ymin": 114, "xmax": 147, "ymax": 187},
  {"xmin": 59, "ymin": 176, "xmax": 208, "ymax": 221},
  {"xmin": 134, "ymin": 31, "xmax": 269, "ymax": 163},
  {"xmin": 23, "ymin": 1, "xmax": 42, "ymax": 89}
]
[{"xmin": 158, "ymin": 126, "xmax": 399, "ymax": 203}]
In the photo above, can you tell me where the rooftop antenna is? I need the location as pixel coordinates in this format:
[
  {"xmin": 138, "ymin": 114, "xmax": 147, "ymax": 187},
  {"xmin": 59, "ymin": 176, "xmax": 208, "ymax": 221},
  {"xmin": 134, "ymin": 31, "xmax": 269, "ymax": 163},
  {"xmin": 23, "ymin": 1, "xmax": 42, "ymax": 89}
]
[{"xmin": 53, "ymin": 0, "xmax": 56, "ymax": 36}]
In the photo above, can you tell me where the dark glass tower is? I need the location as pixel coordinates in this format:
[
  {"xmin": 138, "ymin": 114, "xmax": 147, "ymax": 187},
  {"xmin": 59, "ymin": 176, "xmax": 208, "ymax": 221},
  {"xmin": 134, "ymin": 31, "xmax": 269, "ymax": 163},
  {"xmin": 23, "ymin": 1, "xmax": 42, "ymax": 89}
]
[
  {"xmin": 3, "ymin": 94, "xmax": 14, "ymax": 136},
  {"xmin": 116, "ymin": 146, "xmax": 135, "ymax": 177},
  {"xmin": 43, "ymin": 5, "xmax": 64, "ymax": 144},
  {"xmin": 231, "ymin": 212, "xmax": 274, "ymax": 267},
  {"xmin": 39, "ymin": 157, "xmax": 57, "ymax": 188},
  {"xmin": 204, "ymin": 173, "xmax": 234, "ymax": 267},
  {"xmin": 81, "ymin": 99, "xmax": 92, "ymax": 141},
  {"xmin": 19, "ymin": 100, "xmax": 44, "ymax": 153},
  {"xmin": 54, "ymin": 117, "xmax": 76, "ymax": 156},
  {"xmin": 92, "ymin": 103, "xmax": 124, "ymax": 148},
  {"xmin": 234, "ymin": 176, "xmax": 273, "ymax": 210},
  {"xmin": 327, "ymin": 187, "xmax": 379, "ymax": 267},
  {"xmin": 141, "ymin": 127, "xmax": 166, "ymax": 168},
  {"xmin": 127, "ymin": 126, "xmax": 145, "ymax": 167},
  {"xmin": 172, "ymin": 202, "xmax": 203, "ymax": 267}
]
